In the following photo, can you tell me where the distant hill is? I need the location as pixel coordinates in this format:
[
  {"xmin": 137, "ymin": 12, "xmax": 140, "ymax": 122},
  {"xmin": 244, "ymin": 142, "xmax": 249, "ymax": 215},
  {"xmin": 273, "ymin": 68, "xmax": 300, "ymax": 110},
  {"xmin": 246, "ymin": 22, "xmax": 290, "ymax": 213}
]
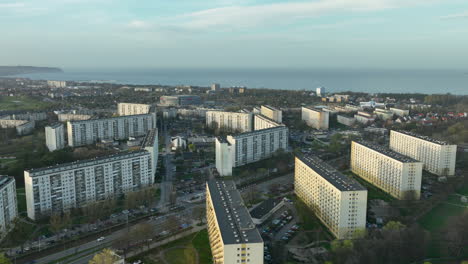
[{"xmin": 0, "ymin": 66, "xmax": 63, "ymax": 76}]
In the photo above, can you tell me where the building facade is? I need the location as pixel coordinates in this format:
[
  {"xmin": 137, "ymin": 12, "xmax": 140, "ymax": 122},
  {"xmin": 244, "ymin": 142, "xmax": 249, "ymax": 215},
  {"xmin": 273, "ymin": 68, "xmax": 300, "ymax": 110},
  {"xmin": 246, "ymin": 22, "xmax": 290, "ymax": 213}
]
[
  {"xmin": 0, "ymin": 119, "xmax": 35, "ymax": 135},
  {"xmin": 24, "ymin": 151, "xmax": 154, "ymax": 220},
  {"xmin": 67, "ymin": 113, "xmax": 156, "ymax": 147},
  {"xmin": 206, "ymin": 180, "xmax": 264, "ymax": 264},
  {"xmin": 47, "ymin": 80, "xmax": 67, "ymax": 88},
  {"xmin": 389, "ymin": 130, "xmax": 457, "ymax": 176},
  {"xmin": 45, "ymin": 123, "xmax": 65, "ymax": 152},
  {"xmin": 260, "ymin": 105, "xmax": 282, "ymax": 123},
  {"xmin": 206, "ymin": 111, "xmax": 253, "ymax": 133},
  {"xmin": 254, "ymin": 115, "xmax": 284, "ymax": 130},
  {"xmin": 389, "ymin": 108, "xmax": 410, "ymax": 117},
  {"xmin": 117, "ymin": 103, "xmax": 152, "ymax": 116},
  {"xmin": 337, "ymin": 115, "xmax": 356, "ymax": 126},
  {"xmin": 316, "ymin": 87, "xmax": 325, "ymax": 97},
  {"xmin": 301, "ymin": 107, "xmax": 329, "ymax": 130},
  {"xmin": 160, "ymin": 95, "xmax": 202, "ymax": 106},
  {"xmin": 216, "ymin": 126, "xmax": 288, "ymax": 176},
  {"xmin": 294, "ymin": 155, "xmax": 367, "ymax": 239},
  {"xmin": 211, "ymin": 83, "xmax": 220, "ymax": 91},
  {"xmin": 0, "ymin": 176, "xmax": 18, "ymax": 233},
  {"xmin": 350, "ymin": 141, "xmax": 423, "ymax": 200}
]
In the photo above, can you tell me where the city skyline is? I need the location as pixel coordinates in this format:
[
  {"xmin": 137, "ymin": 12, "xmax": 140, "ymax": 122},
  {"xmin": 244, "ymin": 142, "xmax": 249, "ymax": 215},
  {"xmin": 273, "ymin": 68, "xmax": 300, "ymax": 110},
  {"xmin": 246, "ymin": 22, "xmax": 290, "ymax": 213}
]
[{"xmin": 1, "ymin": 0, "xmax": 468, "ymax": 69}]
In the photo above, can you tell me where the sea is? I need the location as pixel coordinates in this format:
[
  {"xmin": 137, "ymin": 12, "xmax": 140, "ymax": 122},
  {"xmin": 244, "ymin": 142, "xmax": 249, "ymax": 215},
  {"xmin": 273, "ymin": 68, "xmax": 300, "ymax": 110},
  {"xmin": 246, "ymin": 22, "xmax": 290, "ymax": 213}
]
[{"xmin": 14, "ymin": 68, "xmax": 468, "ymax": 95}]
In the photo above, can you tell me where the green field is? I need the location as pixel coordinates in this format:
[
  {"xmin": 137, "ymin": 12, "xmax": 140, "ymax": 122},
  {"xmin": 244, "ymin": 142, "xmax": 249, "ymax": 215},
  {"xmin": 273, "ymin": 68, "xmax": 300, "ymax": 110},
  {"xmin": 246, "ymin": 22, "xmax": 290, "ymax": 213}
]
[{"xmin": 0, "ymin": 96, "xmax": 52, "ymax": 111}]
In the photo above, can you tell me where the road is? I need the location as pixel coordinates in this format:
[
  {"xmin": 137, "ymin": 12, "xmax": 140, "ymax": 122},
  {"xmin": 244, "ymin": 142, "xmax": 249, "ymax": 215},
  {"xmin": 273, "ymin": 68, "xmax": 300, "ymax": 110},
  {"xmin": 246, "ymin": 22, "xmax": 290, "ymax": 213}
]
[{"xmin": 157, "ymin": 122, "xmax": 175, "ymax": 213}]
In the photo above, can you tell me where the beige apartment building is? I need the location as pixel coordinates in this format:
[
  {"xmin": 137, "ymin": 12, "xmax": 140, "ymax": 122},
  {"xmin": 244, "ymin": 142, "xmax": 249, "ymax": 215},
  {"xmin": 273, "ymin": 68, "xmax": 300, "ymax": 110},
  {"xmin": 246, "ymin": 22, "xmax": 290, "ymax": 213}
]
[
  {"xmin": 351, "ymin": 141, "xmax": 423, "ymax": 200},
  {"xmin": 117, "ymin": 103, "xmax": 152, "ymax": 116},
  {"xmin": 301, "ymin": 106, "xmax": 329, "ymax": 130},
  {"xmin": 206, "ymin": 180, "xmax": 264, "ymax": 264},
  {"xmin": 260, "ymin": 105, "xmax": 282, "ymax": 123},
  {"xmin": 254, "ymin": 114, "xmax": 284, "ymax": 130},
  {"xmin": 389, "ymin": 130, "xmax": 457, "ymax": 176},
  {"xmin": 206, "ymin": 110, "xmax": 253, "ymax": 133},
  {"xmin": 295, "ymin": 154, "xmax": 367, "ymax": 239}
]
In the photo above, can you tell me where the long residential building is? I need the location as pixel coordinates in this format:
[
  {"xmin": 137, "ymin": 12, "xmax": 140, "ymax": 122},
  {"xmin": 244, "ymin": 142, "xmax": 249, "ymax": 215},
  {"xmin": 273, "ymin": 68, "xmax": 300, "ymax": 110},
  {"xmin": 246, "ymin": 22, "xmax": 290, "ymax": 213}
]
[
  {"xmin": 24, "ymin": 150, "xmax": 154, "ymax": 220},
  {"xmin": 206, "ymin": 110, "xmax": 253, "ymax": 133},
  {"xmin": 295, "ymin": 154, "xmax": 367, "ymax": 239},
  {"xmin": 302, "ymin": 106, "xmax": 329, "ymax": 130},
  {"xmin": 0, "ymin": 176, "xmax": 18, "ymax": 233},
  {"xmin": 45, "ymin": 123, "xmax": 65, "ymax": 151},
  {"xmin": 117, "ymin": 103, "xmax": 152, "ymax": 116},
  {"xmin": 216, "ymin": 126, "xmax": 288, "ymax": 176},
  {"xmin": 389, "ymin": 130, "xmax": 457, "ymax": 176},
  {"xmin": 254, "ymin": 114, "xmax": 284, "ymax": 130},
  {"xmin": 350, "ymin": 141, "xmax": 423, "ymax": 200},
  {"xmin": 160, "ymin": 95, "xmax": 202, "ymax": 106},
  {"xmin": 67, "ymin": 113, "xmax": 156, "ymax": 147},
  {"xmin": 206, "ymin": 180, "xmax": 264, "ymax": 264},
  {"xmin": 260, "ymin": 105, "xmax": 282, "ymax": 123}
]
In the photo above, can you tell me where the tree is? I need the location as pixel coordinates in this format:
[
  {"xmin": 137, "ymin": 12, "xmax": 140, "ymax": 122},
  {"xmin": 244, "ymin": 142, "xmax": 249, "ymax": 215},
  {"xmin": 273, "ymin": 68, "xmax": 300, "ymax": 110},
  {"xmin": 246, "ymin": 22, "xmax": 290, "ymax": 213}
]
[
  {"xmin": 188, "ymin": 143, "xmax": 196, "ymax": 152},
  {"xmin": 192, "ymin": 206, "xmax": 205, "ymax": 225},
  {"xmin": 89, "ymin": 248, "xmax": 120, "ymax": 264},
  {"xmin": 382, "ymin": 221, "xmax": 406, "ymax": 231},
  {"xmin": 49, "ymin": 213, "xmax": 63, "ymax": 234},
  {"xmin": 0, "ymin": 253, "xmax": 12, "ymax": 264},
  {"xmin": 444, "ymin": 212, "xmax": 468, "ymax": 257}
]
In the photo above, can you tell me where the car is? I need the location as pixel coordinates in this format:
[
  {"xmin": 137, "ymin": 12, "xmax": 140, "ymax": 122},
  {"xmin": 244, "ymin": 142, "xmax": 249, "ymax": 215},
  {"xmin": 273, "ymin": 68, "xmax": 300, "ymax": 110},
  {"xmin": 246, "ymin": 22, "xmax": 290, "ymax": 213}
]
[{"xmin": 97, "ymin": 237, "xmax": 106, "ymax": 242}]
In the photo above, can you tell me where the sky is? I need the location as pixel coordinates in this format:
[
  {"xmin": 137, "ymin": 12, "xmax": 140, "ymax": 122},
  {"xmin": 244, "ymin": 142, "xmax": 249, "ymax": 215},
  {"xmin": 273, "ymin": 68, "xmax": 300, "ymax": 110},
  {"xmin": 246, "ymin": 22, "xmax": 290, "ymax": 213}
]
[{"xmin": 1, "ymin": 0, "xmax": 468, "ymax": 70}]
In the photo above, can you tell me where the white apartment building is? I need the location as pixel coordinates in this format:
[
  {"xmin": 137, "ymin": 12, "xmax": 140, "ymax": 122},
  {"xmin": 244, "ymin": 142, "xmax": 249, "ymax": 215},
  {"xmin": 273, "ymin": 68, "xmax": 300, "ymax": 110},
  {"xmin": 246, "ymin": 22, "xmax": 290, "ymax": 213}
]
[
  {"xmin": 0, "ymin": 119, "xmax": 35, "ymax": 135},
  {"xmin": 0, "ymin": 176, "xmax": 18, "ymax": 233},
  {"xmin": 206, "ymin": 180, "xmax": 264, "ymax": 264},
  {"xmin": 47, "ymin": 80, "xmax": 67, "ymax": 88},
  {"xmin": 45, "ymin": 123, "xmax": 65, "ymax": 151},
  {"xmin": 260, "ymin": 105, "xmax": 282, "ymax": 123},
  {"xmin": 354, "ymin": 112, "xmax": 376, "ymax": 125},
  {"xmin": 316, "ymin": 87, "xmax": 326, "ymax": 97},
  {"xmin": 24, "ymin": 150, "xmax": 154, "ymax": 220},
  {"xmin": 211, "ymin": 83, "xmax": 220, "ymax": 91},
  {"xmin": 337, "ymin": 115, "xmax": 356, "ymax": 126},
  {"xmin": 117, "ymin": 103, "xmax": 152, "ymax": 116},
  {"xmin": 206, "ymin": 110, "xmax": 253, "ymax": 133},
  {"xmin": 254, "ymin": 115, "xmax": 284, "ymax": 130},
  {"xmin": 141, "ymin": 129, "xmax": 159, "ymax": 178},
  {"xmin": 216, "ymin": 126, "xmax": 289, "ymax": 176},
  {"xmin": 350, "ymin": 141, "xmax": 423, "ymax": 200},
  {"xmin": 67, "ymin": 113, "xmax": 156, "ymax": 147},
  {"xmin": 389, "ymin": 130, "xmax": 457, "ymax": 176},
  {"xmin": 294, "ymin": 155, "xmax": 367, "ymax": 239},
  {"xmin": 374, "ymin": 109, "xmax": 394, "ymax": 121},
  {"xmin": 389, "ymin": 108, "xmax": 410, "ymax": 117},
  {"xmin": 302, "ymin": 106, "xmax": 329, "ymax": 130},
  {"xmin": 57, "ymin": 113, "xmax": 92, "ymax": 122}
]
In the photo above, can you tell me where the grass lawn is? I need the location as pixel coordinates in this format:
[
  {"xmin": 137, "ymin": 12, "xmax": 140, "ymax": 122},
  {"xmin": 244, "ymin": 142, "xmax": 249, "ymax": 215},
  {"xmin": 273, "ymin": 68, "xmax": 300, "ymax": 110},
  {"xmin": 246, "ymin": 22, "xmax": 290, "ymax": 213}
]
[
  {"xmin": 16, "ymin": 187, "xmax": 27, "ymax": 213},
  {"xmin": 0, "ymin": 96, "xmax": 53, "ymax": 111},
  {"xmin": 164, "ymin": 247, "xmax": 197, "ymax": 264},
  {"xmin": 344, "ymin": 171, "xmax": 395, "ymax": 202}
]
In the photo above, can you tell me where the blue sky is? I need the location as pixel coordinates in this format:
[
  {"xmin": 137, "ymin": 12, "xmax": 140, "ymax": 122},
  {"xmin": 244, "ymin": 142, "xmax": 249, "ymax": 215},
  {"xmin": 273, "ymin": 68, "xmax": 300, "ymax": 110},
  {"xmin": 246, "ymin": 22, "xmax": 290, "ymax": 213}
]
[{"xmin": 1, "ymin": 0, "xmax": 468, "ymax": 69}]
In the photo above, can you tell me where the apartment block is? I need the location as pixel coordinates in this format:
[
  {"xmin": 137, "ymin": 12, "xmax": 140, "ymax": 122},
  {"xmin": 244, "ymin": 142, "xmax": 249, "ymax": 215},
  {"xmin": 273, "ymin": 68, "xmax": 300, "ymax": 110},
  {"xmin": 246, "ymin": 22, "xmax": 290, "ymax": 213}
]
[
  {"xmin": 351, "ymin": 141, "xmax": 423, "ymax": 200},
  {"xmin": 254, "ymin": 114, "xmax": 284, "ymax": 130},
  {"xmin": 260, "ymin": 105, "xmax": 282, "ymax": 123},
  {"xmin": 0, "ymin": 176, "xmax": 18, "ymax": 233},
  {"xmin": 67, "ymin": 113, "xmax": 156, "ymax": 147},
  {"xmin": 216, "ymin": 126, "xmax": 288, "ymax": 176},
  {"xmin": 301, "ymin": 106, "xmax": 329, "ymax": 130},
  {"xmin": 206, "ymin": 110, "xmax": 253, "ymax": 133},
  {"xmin": 389, "ymin": 108, "xmax": 409, "ymax": 117},
  {"xmin": 24, "ymin": 150, "xmax": 154, "ymax": 220},
  {"xmin": 117, "ymin": 103, "xmax": 152, "ymax": 116},
  {"xmin": 374, "ymin": 109, "xmax": 394, "ymax": 121},
  {"xmin": 294, "ymin": 155, "xmax": 367, "ymax": 239},
  {"xmin": 206, "ymin": 180, "xmax": 263, "ymax": 264},
  {"xmin": 45, "ymin": 123, "xmax": 65, "ymax": 151},
  {"xmin": 47, "ymin": 80, "xmax": 67, "ymax": 88},
  {"xmin": 337, "ymin": 115, "xmax": 356, "ymax": 126},
  {"xmin": 389, "ymin": 130, "xmax": 457, "ymax": 176}
]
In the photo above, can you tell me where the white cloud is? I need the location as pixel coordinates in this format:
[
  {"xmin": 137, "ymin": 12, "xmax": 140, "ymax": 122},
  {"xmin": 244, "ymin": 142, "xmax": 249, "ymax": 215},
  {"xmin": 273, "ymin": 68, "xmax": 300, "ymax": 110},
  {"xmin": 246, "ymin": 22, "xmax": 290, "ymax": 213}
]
[
  {"xmin": 440, "ymin": 11, "xmax": 468, "ymax": 19},
  {"xmin": 127, "ymin": 20, "xmax": 152, "ymax": 29}
]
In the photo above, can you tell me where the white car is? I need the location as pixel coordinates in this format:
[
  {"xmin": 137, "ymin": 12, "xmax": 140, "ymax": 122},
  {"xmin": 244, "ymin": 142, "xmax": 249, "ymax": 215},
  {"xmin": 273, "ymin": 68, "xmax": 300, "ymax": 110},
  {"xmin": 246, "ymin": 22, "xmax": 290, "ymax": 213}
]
[{"xmin": 97, "ymin": 237, "xmax": 105, "ymax": 242}]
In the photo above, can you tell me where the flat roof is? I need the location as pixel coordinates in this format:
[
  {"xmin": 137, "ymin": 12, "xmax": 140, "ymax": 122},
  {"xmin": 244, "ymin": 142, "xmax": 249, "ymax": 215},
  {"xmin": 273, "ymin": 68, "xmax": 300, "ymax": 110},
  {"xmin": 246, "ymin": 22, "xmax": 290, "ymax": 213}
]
[
  {"xmin": 0, "ymin": 176, "xmax": 14, "ymax": 189},
  {"xmin": 303, "ymin": 106, "xmax": 326, "ymax": 112},
  {"xmin": 262, "ymin": 105, "xmax": 280, "ymax": 111},
  {"xmin": 296, "ymin": 154, "xmax": 366, "ymax": 192},
  {"xmin": 207, "ymin": 180, "xmax": 263, "ymax": 245},
  {"xmin": 68, "ymin": 113, "xmax": 153, "ymax": 124},
  {"xmin": 47, "ymin": 123, "xmax": 62, "ymax": 129},
  {"xmin": 26, "ymin": 150, "xmax": 149, "ymax": 175},
  {"xmin": 232, "ymin": 126, "xmax": 287, "ymax": 138},
  {"xmin": 141, "ymin": 129, "xmax": 157, "ymax": 148},
  {"xmin": 392, "ymin": 130, "xmax": 452, "ymax": 146},
  {"xmin": 353, "ymin": 141, "xmax": 420, "ymax": 163}
]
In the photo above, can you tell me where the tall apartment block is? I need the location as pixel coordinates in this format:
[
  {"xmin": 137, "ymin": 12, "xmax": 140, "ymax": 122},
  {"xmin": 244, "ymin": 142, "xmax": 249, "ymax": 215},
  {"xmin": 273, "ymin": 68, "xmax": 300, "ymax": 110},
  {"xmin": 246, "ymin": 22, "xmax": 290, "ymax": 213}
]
[
  {"xmin": 260, "ymin": 105, "xmax": 282, "ymax": 123},
  {"xmin": 67, "ymin": 113, "xmax": 156, "ymax": 147},
  {"xmin": 206, "ymin": 180, "xmax": 264, "ymax": 264},
  {"xmin": 389, "ymin": 130, "xmax": 457, "ymax": 176},
  {"xmin": 141, "ymin": 129, "xmax": 159, "ymax": 176},
  {"xmin": 0, "ymin": 176, "xmax": 18, "ymax": 233},
  {"xmin": 254, "ymin": 115, "xmax": 284, "ymax": 130},
  {"xmin": 211, "ymin": 83, "xmax": 220, "ymax": 91},
  {"xmin": 351, "ymin": 141, "xmax": 423, "ymax": 200},
  {"xmin": 206, "ymin": 110, "xmax": 253, "ymax": 133},
  {"xmin": 117, "ymin": 103, "xmax": 152, "ymax": 116},
  {"xmin": 216, "ymin": 126, "xmax": 289, "ymax": 176},
  {"xmin": 295, "ymin": 154, "xmax": 367, "ymax": 239},
  {"xmin": 45, "ymin": 123, "xmax": 65, "ymax": 151},
  {"xmin": 301, "ymin": 106, "xmax": 329, "ymax": 130}
]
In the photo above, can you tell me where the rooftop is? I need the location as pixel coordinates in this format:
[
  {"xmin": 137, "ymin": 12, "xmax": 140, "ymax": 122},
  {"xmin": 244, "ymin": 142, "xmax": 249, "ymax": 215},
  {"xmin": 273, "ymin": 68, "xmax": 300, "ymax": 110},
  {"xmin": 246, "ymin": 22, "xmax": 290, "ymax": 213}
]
[
  {"xmin": 68, "ymin": 113, "xmax": 153, "ymax": 124},
  {"xmin": 296, "ymin": 154, "xmax": 366, "ymax": 192},
  {"xmin": 392, "ymin": 130, "xmax": 452, "ymax": 145},
  {"xmin": 232, "ymin": 125, "xmax": 288, "ymax": 139},
  {"xmin": 262, "ymin": 105, "xmax": 280, "ymax": 112},
  {"xmin": 0, "ymin": 176, "xmax": 14, "ymax": 189},
  {"xmin": 141, "ymin": 129, "xmax": 158, "ymax": 148},
  {"xmin": 47, "ymin": 123, "xmax": 62, "ymax": 129},
  {"xmin": 303, "ymin": 106, "xmax": 326, "ymax": 112},
  {"xmin": 353, "ymin": 141, "xmax": 420, "ymax": 163},
  {"xmin": 26, "ymin": 150, "xmax": 149, "ymax": 176},
  {"xmin": 207, "ymin": 180, "xmax": 263, "ymax": 245}
]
